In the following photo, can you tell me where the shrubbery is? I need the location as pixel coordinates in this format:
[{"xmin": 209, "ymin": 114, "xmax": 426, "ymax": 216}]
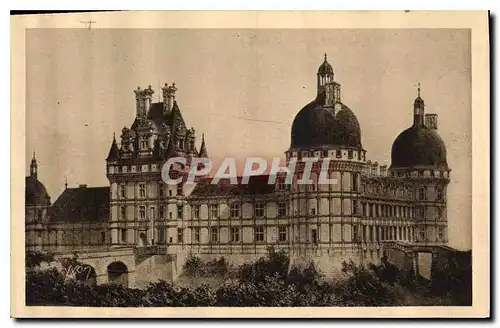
[
  {"xmin": 26, "ymin": 248, "xmax": 463, "ymax": 307},
  {"xmin": 182, "ymin": 254, "xmax": 229, "ymax": 277}
]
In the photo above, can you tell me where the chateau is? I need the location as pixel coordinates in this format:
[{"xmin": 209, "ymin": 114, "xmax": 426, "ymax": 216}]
[{"xmin": 25, "ymin": 55, "xmax": 450, "ymax": 286}]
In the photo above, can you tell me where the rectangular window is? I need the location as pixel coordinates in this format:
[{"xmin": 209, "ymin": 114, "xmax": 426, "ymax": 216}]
[
  {"xmin": 150, "ymin": 206, "xmax": 156, "ymax": 219},
  {"xmin": 438, "ymin": 227, "xmax": 444, "ymax": 240},
  {"xmin": 177, "ymin": 184, "xmax": 183, "ymax": 196},
  {"xmin": 177, "ymin": 228, "xmax": 183, "ymax": 243},
  {"xmin": 278, "ymin": 226, "xmax": 288, "ymax": 242},
  {"xmin": 277, "ymin": 202, "xmax": 287, "ymax": 217},
  {"xmin": 419, "ymin": 187, "xmax": 427, "ymax": 200},
  {"xmin": 121, "ymin": 229, "xmax": 127, "ymax": 243},
  {"xmin": 352, "ymin": 173, "xmax": 358, "ymax": 191},
  {"xmin": 210, "ymin": 204, "xmax": 218, "ymax": 218},
  {"xmin": 159, "ymin": 184, "xmax": 164, "ymax": 198},
  {"xmin": 230, "ymin": 227, "xmax": 240, "ymax": 242},
  {"xmin": 158, "ymin": 228, "xmax": 165, "ymax": 243},
  {"xmin": 336, "ymin": 149, "xmax": 342, "ymax": 158},
  {"xmin": 193, "ymin": 205, "xmax": 200, "ymax": 219},
  {"xmin": 139, "ymin": 184, "xmax": 146, "ymax": 198},
  {"xmin": 169, "ymin": 212, "xmax": 173, "ymax": 220},
  {"xmin": 210, "ymin": 227, "xmax": 219, "ymax": 243},
  {"xmin": 436, "ymin": 188, "xmax": 444, "ymax": 201},
  {"xmin": 177, "ymin": 205, "xmax": 184, "ymax": 219},
  {"xmin": 230, "ymin": 203, "xmax": 240, "ymax": 218},
  {"xmin": 254, "ymin": 203, "xmax": 265, "ymax": 217},
  {"xmin": 352, "ymin": 200, "xmax": 358, "ymax": 215},
  {"xmin": 120, "ymin": 184, "xmax": 126, "ymax": 199},
  {"xmin": 348, "ymin": 150, "xmax": 353, "ymax": 159},
  {"xmin": 169, "ymin": 190, "xmax": 172, "ymax": 197},
  {"xmin": 101, "ymin": 231, "xmax": 106, "ymax": 243},
  {"xmin": 419, "ymin": 227, "xmax": 425, "ymax": 241},
  {"xmin": 120, "ymin": 206, "xmax": 126, "ymax": 220},
  {"xmin": 276, "ymin": 179, "xmax": 286, "ymax": 191},
  {"xmin": 139, "ymin": 206, "xmax": 146, "ymax": 220},
  {"xmin": 254, "ymin": 226, "xmax": 264, "ymax": 242},
  {"xmin": 159, "ymin": 205, "xmax": 165, "ymax": 219},
  {"xmin": 194, "ymin": 227, "xmax": 200, "ymax": 242},
  {"xmin": 311, "ymin": 207, "xmax": 316, "ymax": 215},
  {"xmin": 311, "ymin": 228, "xmax": 318, "ymax": 244}
]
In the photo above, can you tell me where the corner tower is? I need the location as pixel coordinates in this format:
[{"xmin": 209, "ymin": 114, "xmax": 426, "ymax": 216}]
[{"xmin": 390, "ymin": 86, "xmax": 450, "ymax": 246}]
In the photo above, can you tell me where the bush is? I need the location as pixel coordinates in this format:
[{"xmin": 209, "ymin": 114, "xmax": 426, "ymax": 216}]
[
  {"xmin": 26, "ymin": 250, "xmax": 54, "ymax": 269},
  {"xmin": 336, "ymin": 261, "xmax": 398, "ymax": 306},
  {"xmin": 237, "ymin": 247, "xmax": 289, "ymax": 283},
  {"xmin": 182, "ymin": 254, "xmax": 204, "ymax": 277},
  {"xmin": 182, "ymin": 254, "xmax": 229, "ymax": 277},
  {"xmin": 28, "ymin": 249, "xmax": 464, "ymax": 307}
]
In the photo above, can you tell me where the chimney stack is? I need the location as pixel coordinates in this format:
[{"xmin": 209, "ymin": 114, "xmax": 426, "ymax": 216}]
[
  {"xmin": 162, "ymin": 82, "xmax": 177, "ymax": 114},
  {"xmin": 425, "ymin": 113, "xmax": 438, "ymax": 130},
  {"xmin": 134, "ymin": 86, "xmax": 154, "ymax": 117},
  {"xmin": 380, "ymin": 165, "xmax": 387, "ymax": 176}
]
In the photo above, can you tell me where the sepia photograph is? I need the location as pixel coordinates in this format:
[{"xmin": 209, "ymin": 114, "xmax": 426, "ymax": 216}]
[{"xmin": 10, "ymin": 11, "xmax": 490, "ymax": 318}]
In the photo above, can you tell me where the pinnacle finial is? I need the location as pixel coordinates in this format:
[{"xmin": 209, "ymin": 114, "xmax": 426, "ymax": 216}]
[
  {"xmin": 324, "ymin": 53, "xmax": 327, "ymax": 61},
  {"xmin": 32, "ymin": 150, "xmax": 35, "ymax": 159},
  {"xmin": 65, "ymin": 176, "xmax": 68, "ymax": 189},
  {"xmin": 417, "ymin": 82, "xmax": 421, "ymax": 97}
]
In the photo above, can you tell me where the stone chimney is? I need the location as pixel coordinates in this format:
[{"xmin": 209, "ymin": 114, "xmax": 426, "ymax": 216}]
[
  {"xmin": 134, "ymin": 86, "xmax": 154, "ymax": 117},
  {"xmin": 162, "ymin": 82, "xmax": 177, "ymax": 114},
  {"xmin": 425, "ymin": 113, "xmax": 438, "ymax": 130},
  {"xmin": 380, "ymin": 165, "xmax": 387, "ymax": 176}
]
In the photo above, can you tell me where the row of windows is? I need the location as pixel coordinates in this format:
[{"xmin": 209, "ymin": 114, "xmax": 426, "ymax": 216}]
[
  {"xmin": 123, "ymin": 226, "xmax": 289, "ymax": 244},
  {"xmin": 118, "ymin": 183, "xmax": 183, "ymax": 199},
  {"xmin": 291, "ymin": 149, "xmax": 365, "ymax": 161},
  {"xmin": 191, "ymin": 203, "xmax": 288, "ymax": 219},
  {"xmin": 361, "ymin": 202, "xmax": 414, "ymax": 219},
  {"xmin": 363, "ymin": 185, "xmax": 445, "ymax": 201}
]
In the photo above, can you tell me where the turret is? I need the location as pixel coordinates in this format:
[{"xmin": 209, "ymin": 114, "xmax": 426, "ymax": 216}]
[
  {"xmin": 199, "ymin": 133, "xmax": 208, "ymax": 158},
  {"xmin": 316, "ymin": 54, "xmax": 341, "ymax": 109},
  {"xmin": 413, "ymin": 83, "xmax": 425, "ymax": 127},
  {"xmin": 30, "ymin": 151, "xmax": 38, "ymax": 180}
]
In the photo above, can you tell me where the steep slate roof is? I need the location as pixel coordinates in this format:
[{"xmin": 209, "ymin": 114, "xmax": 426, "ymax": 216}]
[
  {"xmin": 106, "ymin": 135, "xmax": 120, "ymax": 161},
  {"xmin": 189, "ymin": 175, "xmax": 275, "ymax": 198},
  {"xmin": 49, "ymin": 186, "xmax": 110, "ymax": 222}
]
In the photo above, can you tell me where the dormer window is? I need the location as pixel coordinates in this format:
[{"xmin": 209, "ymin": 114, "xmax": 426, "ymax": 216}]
[{"xmin": 140, "ymin": 136, "xmax": 148, "ymax": 150}]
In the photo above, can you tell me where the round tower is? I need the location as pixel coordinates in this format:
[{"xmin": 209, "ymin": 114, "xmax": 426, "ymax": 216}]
[
  {"xmin": 285, "ymin": 55, "xmax": 366, "ymax": 267},
  {"xmin": 390, "ymin": 86, "xmax": 450, "ymax": 245}
]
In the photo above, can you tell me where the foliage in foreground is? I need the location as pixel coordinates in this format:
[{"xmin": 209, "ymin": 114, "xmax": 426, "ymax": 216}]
[{"xmin": 26, "ymin": 248, "xmax": 468, "ymax": 307}]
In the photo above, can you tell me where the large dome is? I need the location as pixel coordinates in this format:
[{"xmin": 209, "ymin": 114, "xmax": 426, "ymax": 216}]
[
  {"xmin": 290, "ymin": 94, "xmax": 362, "ymax": 150},
  {"xmin": 25, "ymin": 176, "xmax": 51, "ymax": 206},
  {"xmin": 391, "ymin": 125, "xmax": 448, "ymax": 169}
]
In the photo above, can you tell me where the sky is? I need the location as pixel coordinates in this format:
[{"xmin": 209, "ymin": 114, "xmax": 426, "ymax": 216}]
[{"xmin": 25, "ymin": 29, "xmax": 471, "ymax": 250}]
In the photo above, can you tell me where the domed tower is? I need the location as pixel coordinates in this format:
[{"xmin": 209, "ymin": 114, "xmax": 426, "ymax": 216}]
[
  {"xmin": 390, "ymin": 85, "xmax": 450, "ymax": 245},
  {"xmin": 25, "ymin": 151, "xmax": 51, "ymax": 250},
  {"xmin": 285, "ymin": 55, "xmax": 366, "ymax": 264}
]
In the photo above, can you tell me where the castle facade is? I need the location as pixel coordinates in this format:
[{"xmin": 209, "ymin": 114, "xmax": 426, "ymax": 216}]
[{"xmin": 26, "ymin": 55, "xmax": 450, "ymax": 275}]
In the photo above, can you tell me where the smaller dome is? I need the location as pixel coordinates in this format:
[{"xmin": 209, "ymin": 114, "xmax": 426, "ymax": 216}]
[
  {"xmin": 391, "ymin": 126, "xmax": 448, "ymax": 169},
  {"xmin": 26, "ymin": 176, "xmax": 51, "ymax": 206},
  {"xmin": 317, "ymin": 54, "xmax": 333, "ymax": 75}
]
